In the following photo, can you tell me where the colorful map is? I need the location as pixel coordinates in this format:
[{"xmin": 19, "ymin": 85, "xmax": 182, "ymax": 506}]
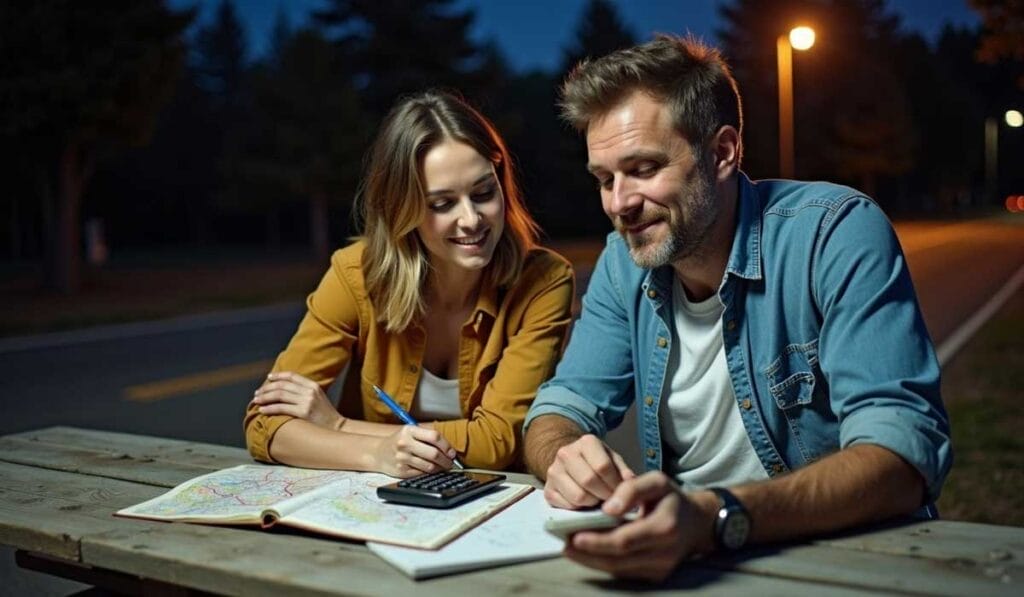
[{"xmin": 116, "ymin": 464, "xmax": 532, "ymax": 549}]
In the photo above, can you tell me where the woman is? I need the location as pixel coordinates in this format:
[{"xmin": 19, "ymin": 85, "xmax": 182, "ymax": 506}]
[{"xmin": 244, "ymin": 91, "xmax": 574, "ymax": 477}]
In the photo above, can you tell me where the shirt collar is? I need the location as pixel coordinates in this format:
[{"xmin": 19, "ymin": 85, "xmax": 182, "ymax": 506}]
[{"xmin": 725, "ymin": 171, "xmax": 763, "ymax": 281}]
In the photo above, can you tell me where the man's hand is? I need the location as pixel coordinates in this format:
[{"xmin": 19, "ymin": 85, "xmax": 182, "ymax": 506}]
[
  {"xmin": 371, "ymin": 425, "xmax": 457, "ymax": 478},
  {"xmin": 544, "ymin": 434, "xmax": 636, "ymax": 509},
  {"xmin": 252, "ymin": 372, "xmax": 344, "ymax": 430},
  {"xmin": 564, "ymin": 471, "xmax": 717, "ymax": 582}
]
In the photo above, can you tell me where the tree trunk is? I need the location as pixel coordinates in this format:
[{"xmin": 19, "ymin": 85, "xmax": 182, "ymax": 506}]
[
  {"xmin": 47, "ymin": 140, "xmax": 90, "ymax": 293},
  {"xmin": 309, "ymin": 191, "xmax": 329, "ymax": 264}
]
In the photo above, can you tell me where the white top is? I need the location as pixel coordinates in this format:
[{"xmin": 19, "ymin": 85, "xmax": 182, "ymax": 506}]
[
  {"xmin": 412, "ymin": 367, "xmax": 462, "ymax": 421},
  {"xmin": 660, "ymin": 276, "xmax": 769, "ymax": 490}
]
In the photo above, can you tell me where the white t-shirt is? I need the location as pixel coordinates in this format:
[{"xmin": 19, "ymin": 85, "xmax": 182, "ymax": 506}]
[
  {"xmin": 411, "ymin": 367, "xmax": 462, "ymax": 421},
  {"xmin": 660, "ymin": 276, "xmax": 769, "ymax": 490}
]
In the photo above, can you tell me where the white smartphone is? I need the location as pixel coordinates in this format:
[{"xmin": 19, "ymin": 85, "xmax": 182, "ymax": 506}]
[{"xmin": 544, "ymin": 511, "xmax": 635, "ymax": 540}]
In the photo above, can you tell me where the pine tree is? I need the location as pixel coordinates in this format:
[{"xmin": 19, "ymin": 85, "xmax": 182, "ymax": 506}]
[{"xmin": 0, "ymin": 0, "xmax": 192, "ymax": 292}]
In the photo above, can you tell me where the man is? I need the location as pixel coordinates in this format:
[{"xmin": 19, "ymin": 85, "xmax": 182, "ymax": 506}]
[{"xmin": 523, "ymin": 35, "xmax": 952, "ymax": 582}]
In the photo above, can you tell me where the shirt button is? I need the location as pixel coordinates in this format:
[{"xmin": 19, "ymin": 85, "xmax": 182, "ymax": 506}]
[
  {"xmin": 408, "ymin": 364, "xmax": 418, "ymax": 374},
  {"xmin": 644, "ymin": 395, "xmax": 654, "ymax": 406},
  {"xmin": 647, "ymin": 289, "xmax": 657, "ymax": 299},
  {"xmin": 772, "ymin": 463, "xmax": 784, "ymax": 474},
  {"xmin": 741, "ymin": 399, "xmax": 752, "ymax": 410},
  {"xmin": 657, "ymin": 337, "xmax": 668, "ymax": 348},
  {"xmin": 646, "ymin": 448, "xmax": 656, "ymax": 458},
  {"xmin": 726, "ymin": 320, "xmax": 737, "ymax": 331}
]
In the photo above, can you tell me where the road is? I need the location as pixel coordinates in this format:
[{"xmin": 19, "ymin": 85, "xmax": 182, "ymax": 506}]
[{"xmin": 0, "ymin": 218, "xmax": 1021, "ymax": 451}]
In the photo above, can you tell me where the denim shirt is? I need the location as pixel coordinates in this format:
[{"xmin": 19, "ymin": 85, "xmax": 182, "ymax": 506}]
[{"xmin": 525, "ymin": 173, "xmax": 952, "ymax": 501}]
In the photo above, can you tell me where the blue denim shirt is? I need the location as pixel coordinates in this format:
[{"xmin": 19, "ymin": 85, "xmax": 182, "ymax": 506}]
[{"xmin": 526, "ymin": 174, "xmax": 952, "ymax": 501}]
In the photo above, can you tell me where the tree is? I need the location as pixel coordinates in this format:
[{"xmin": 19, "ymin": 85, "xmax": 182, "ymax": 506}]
[
  {"xmin": 561, "ymin": 0, "xmax": 637, "ymax": 73},
  {"xmin": 971, "ymin": 0, "xmax": 1024, "ymax": 84},
  {"xmin": 0, "ymin": 0, "xmax": 192, "ymax": 292},
  {"xmin": 314, "ymin": 0, "xmax": 489, "ymax": 115},
  {"xmin": 718, "ymin": 0, "xmax": 916, "ymax": 202},
  {"xmin": 223, "ymin": 28, "xmax": 367, "ymax": 263}
]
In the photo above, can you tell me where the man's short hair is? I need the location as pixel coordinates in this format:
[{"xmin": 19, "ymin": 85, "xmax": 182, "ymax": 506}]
[{"xmin": 560, "ymin": 35, "xmax": 743, "ymax": 155}]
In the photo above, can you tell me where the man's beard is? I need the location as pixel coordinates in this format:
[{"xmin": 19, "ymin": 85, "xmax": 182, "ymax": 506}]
[{"xmin": 618, "ymin": 164, "xmax": 717, "ymax": 269}]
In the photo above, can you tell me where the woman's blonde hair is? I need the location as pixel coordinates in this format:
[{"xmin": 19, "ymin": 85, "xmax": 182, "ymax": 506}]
[{"xmin": 356, "ymin": 90, "xmax": 540, "ymax": 332}]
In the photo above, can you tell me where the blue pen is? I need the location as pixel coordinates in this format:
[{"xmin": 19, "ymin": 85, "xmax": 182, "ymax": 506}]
[{"xmin": 372, "ymin": 384, "xmax": 465, "ymax": 469}]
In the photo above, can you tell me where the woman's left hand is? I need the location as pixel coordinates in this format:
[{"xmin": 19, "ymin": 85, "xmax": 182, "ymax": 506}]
[{"xmin": 251, "ymin": 372, "xmax": 344, "ymax": 430}]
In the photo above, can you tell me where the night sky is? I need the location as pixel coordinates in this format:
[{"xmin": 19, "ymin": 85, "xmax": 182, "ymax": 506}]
[{"xmin": 168, "ymin": 0, "xmax": 982, "ymax": 73}]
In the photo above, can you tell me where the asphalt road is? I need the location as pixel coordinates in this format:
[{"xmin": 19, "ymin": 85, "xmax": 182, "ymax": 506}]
[{"xmin": 0, "ymin": 217, "xmax": 1021, "ymax": 451}]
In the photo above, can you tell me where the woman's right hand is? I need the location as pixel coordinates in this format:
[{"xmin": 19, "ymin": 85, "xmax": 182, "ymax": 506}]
[{"xmin": 373, "ymin": 425, "xmax": 458, "ymax": 478}]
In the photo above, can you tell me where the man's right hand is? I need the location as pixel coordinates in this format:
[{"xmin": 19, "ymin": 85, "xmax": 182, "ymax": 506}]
[{"xmin": 544, "ymin": 434, "xmax": 636, "ymax": 509}]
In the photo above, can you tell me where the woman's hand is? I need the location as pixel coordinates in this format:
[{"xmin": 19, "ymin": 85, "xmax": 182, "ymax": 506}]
[
  {"xmin": 372, "ymin": 425, "xmax": 457, "ymax": 478},
  {"xmin": 251, "ymin": 372, "xmax": 345, "ymax": 431}
]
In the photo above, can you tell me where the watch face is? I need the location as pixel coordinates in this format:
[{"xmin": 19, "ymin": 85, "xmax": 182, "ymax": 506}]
[{"xmin": 720, "ymin": 510, "xmax": 750, "ymax": 550}]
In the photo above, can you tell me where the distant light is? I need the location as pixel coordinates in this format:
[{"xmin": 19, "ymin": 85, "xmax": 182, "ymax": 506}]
[
  {"xmin": 1018, "ymin": 195, "xmax": 1024, "ymax": 212},
  {"xmin": 1006, "ymin": 110, "xmax": 1023, "ymax": 128},
  {"xmin": 789, "ymin": 27, "xmax": 816, "ymax": 51},
  {"xmin": 1008, "ymin": 196, "xmax": 1020, "ymax": 213}
]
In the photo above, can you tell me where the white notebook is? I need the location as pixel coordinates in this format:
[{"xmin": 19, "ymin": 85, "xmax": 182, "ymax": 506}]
[{"xmin": 367, "ymin": 490, "xmax": 608, "ymax": 579}]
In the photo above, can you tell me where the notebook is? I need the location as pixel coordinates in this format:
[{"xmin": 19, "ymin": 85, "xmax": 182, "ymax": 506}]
[{"xmin": 367, "ymin": 489, "xmax": 609, "ymax": 578}]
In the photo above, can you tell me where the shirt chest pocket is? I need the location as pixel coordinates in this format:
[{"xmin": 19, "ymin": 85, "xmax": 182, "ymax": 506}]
[{"xmin": 763, "ymin": 340, "xmax": 820, "ymax": 409}]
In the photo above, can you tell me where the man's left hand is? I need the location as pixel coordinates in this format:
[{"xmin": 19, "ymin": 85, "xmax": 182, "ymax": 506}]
[{"xmin": 564, "ymin": 471, "xmax": 717, "ymax": 582}]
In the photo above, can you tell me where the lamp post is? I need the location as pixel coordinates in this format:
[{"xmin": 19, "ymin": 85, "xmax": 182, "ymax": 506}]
[
  {"xmin": 777, "ymin": 26, "xmax": 815, "ymax": 179},
  {"xmin": 985, "ymin": 109, "xmax": 1023, "ymax": 201}
]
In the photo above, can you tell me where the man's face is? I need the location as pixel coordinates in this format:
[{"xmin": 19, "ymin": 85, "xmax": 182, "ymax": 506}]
[{"xmin": 585, "ymin": 92, "xmax": 718, "ymax": 269}]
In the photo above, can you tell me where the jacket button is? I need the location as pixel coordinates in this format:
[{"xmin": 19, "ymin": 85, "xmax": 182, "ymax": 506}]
[
  {"xmin": 408, "ymin": 364, "xmax": 418, "ymax": 373},
  {"xmin": 644, "ymin": 395, "xmax": 654, "ymax": 406},
  {"xmin": 657, "ymin": 337, "xmax": 668, "ymax": 348},
  {"xmin": 726, "ymin": 320, "xmax": 737, "ymax": 331},
  {"xmin": 646, "ymin": 448, "xmax": 656, "ymax": 458},
  {"xmin": 772, "ymin": 463, "xmax": 784, "ymax": 474},
  {"xmin": 741, "ymin": 399, "xmax": 752, "ymax": 410},
  {"xmin": 647, "ymin": 289, "xmax": 657, "ymax": 299}
]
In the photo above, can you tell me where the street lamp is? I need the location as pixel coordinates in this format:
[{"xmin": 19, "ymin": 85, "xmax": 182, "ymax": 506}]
[
  {"xmin": 985, "ymin": 109, "xmax": 1023, "ymax": 201},
  {"xmin": 777, "ymin": 26, "xmax": 815, "ymax": 179}
]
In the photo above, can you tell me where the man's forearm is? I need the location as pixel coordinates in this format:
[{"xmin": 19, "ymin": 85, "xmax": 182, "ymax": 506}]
[
  {"xmin": 730, "ymin": 443, "xmax": 925, "ymax": 546},
  {"xmin": 523, "ymin": 414, "xmax": 586, "ymax": 480}
]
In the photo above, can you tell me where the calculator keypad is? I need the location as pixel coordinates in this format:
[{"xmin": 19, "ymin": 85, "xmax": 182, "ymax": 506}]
[
  {"xmin": 377, "ymin": 470, "xmax": 507, "ymax": 508},
  {"xmin": 398, "ymin": 472, "xmax": 479, "ymax": 495}
]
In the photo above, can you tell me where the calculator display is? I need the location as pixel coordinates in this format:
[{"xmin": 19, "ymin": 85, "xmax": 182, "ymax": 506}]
[{"xmin": 376, "ymin": 471, "xmax": 506, "ymax": 509}]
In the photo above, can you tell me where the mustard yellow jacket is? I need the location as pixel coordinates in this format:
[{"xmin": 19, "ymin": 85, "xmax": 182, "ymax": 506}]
[{"xmin": 244, "ymin": 240, "xmax": 574, "ymax": 470}]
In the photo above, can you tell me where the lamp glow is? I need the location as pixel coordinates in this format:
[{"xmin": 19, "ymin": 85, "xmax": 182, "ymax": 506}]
[
  {"xmin": 789, "ymin": 26, "xmax": 816, "ymax": 51},
  {"xmin": 1006, "ymin": 110, "xmax": 1023, "ymax": 128}
]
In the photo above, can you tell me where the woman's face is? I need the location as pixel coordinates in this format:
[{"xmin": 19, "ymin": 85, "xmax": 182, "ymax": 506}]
[{"xmin": 417, "ymin": 139, "xmax": 505, "ymax": 276}]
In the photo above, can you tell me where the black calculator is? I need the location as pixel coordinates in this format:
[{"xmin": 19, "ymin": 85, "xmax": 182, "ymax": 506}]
[{"xmin": 376, "ymin": 471, "xmax": 506, "ymax": 508}]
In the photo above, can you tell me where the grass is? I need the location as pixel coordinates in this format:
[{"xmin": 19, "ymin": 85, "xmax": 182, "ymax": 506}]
[{"xmin": 936, "ymin": 287, "xmax": 1024, "ymax": 526}]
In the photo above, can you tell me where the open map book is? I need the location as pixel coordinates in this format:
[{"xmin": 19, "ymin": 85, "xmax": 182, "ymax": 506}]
[{"xmin": 115, "ymin": 464, "xmax": 532, "ymax": 549}]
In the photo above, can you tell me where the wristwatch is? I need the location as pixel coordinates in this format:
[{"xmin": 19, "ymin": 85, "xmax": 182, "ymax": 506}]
[{"xmin": 709, "ymin": 487, "xmax": 751, "ymax": 551}]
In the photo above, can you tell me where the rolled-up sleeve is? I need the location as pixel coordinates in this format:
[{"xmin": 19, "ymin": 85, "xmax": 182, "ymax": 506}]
[
  {"xmin": 814, "ymin": 197, "xmax": 953, "ymax": 500},
  {"xmin": 243, "ymin": 253, "xmax": 360, "ymax": 462}
]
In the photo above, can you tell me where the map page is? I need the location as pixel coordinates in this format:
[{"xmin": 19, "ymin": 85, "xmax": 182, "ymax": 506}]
[{"xmin": 115, "ymin": 464, "xmax": 532, "ymax": 549}]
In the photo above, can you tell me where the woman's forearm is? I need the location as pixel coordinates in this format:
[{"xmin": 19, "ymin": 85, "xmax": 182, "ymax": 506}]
[{"xmin": 268, "ymin": 418, "xmax": 385, "ymax": 470}]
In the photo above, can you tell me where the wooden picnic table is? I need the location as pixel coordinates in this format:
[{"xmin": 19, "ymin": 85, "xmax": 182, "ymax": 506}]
[{"xmin": 0, "ymin": 426, "xmax": 1019, "ymax": 596}]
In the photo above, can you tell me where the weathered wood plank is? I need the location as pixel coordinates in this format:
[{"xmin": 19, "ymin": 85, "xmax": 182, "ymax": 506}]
[
  {"xmin": 6, "ymin": 426, "xmax": 251, "ymax": 470},
  {"xmin": 816, "ymin": 518, "xmax": 1024, "ymax": 564},
  {"xmin": 80, "ymin": 522, "xmax": 868, "ymax": 597},
  {"xmin": 0, "ymin": 461, "xmax": 165, "ymax": 560},
  {"xmin": 0, "ymin": 436, "xmax": 221, "ymax": 488},
  {"xmin": 708, "ymin": 541, "xmax": 1021, "ymax": 596}
]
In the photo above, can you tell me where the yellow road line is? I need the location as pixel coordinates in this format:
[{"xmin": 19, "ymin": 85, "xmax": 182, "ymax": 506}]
[{"xmin": 124, "ymin": 359, "xmax": 274, "ymax": 402}]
